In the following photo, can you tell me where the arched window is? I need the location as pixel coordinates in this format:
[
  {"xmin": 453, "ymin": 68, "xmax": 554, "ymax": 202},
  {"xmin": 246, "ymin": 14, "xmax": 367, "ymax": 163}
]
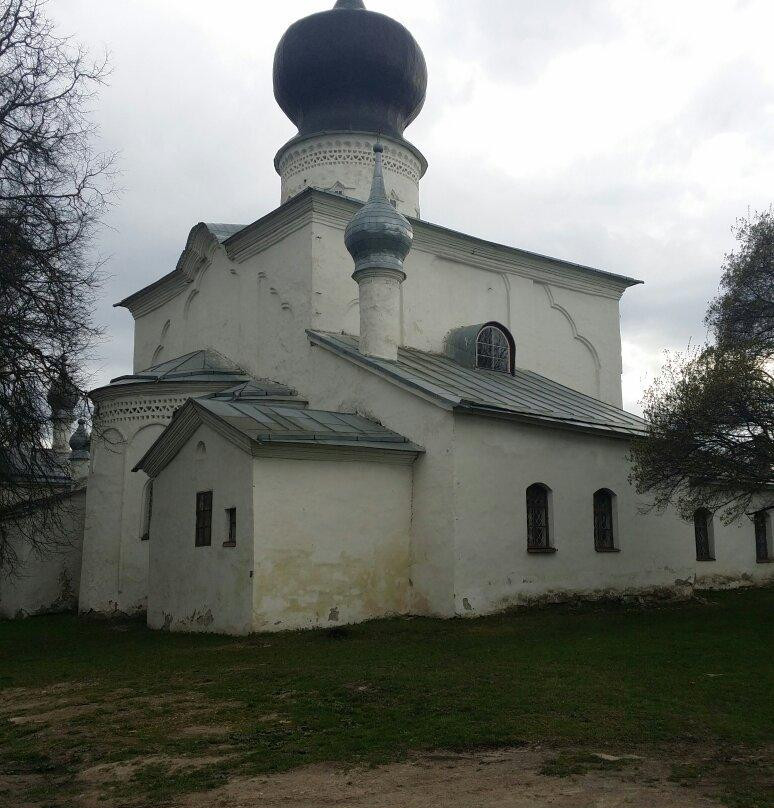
[
  {"xmin": 526, "ymin": 483, "xmax": 553, "ymax": 552},
  {"xmin": 593, "ymin": 489, "xmax": 617, "ymax": 552},
  {"xmin": 140, "ymin": 479, "xmax": 154, "ymax": 541},
  {"xmin": 476, "ymin": 323, "xmax": 514, "ymax": 374},
  {"xmin": 196, "ymin": 440, "xmax": 207, "ymax": 459},
  {"xmin": 693, "ymin": 508, "xmax": 714, "ymax": 561}
]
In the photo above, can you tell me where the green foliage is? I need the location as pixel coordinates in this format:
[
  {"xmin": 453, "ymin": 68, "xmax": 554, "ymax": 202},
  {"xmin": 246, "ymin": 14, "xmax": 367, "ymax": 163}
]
[{"xmin": 631, "ymin": 210, "xmax": 774, "ymax": 521}]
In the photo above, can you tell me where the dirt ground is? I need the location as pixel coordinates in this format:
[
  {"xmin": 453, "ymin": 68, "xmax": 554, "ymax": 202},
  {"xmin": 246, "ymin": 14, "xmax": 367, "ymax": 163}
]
[{"xmin": 175, "ymin": 748, "xmax": 722, "ymax": 808}]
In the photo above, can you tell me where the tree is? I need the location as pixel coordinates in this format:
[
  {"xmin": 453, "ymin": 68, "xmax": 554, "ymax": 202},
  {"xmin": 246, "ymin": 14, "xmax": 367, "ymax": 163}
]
[
  {"xmin": 0, "ymin": 0, "xmax": 113, "ymax": 574},
  {"xmin": 630, "ymin": 210, "xmax": 774, "ymax": 523}
]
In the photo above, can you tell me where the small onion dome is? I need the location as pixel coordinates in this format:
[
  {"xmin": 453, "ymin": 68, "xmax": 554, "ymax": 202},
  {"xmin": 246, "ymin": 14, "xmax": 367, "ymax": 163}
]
[
  {"xmin": 345, "ymin": 143, "xmax": 413, "ymax": 277},
  {"xmin": 273, "ymin": 1, "xmax": 427, "ymax": 141},
  {"xmin": 47, "ymin": 363, "xmax": 79, "ymax": 414},
  {"xmin": 69, "ymin": 418, "xmax": 91, "ymax": 460}
]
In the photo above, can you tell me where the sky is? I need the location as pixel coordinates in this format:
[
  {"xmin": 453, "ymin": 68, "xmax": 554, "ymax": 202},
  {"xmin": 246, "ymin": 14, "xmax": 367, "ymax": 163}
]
[{"xmin": 54, "ymin": 0, "xmax": 774, "ymax": 413}]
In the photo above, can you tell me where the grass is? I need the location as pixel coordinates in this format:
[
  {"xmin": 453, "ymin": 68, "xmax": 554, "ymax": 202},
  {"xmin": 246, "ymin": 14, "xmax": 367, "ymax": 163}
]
[{"xmin": 0, "ymin": 586, "xmax": 772, "ymax": 807}]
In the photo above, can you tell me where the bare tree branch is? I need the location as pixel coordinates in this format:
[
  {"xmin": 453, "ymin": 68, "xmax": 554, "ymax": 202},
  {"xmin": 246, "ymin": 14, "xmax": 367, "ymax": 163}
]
[{"xmin": 0, "ymin": 0, "xmax": 115, "ymax": 576}]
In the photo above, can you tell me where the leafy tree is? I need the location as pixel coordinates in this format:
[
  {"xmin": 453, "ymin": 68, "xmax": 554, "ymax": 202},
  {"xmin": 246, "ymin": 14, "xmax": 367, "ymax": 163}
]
[
  {"xmin": 0, "ymin": 0, "xmax": 113, "ymax": 574},
  {"xmin": 630, "ymin": 210, "xmax": 774, "ymax": 522}
]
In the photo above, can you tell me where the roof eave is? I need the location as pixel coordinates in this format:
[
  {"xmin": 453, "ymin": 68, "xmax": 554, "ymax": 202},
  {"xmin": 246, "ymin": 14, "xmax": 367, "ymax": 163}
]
[{"xmin": 455, "ymin": 403, "xmax": 646, "ymax": 441}]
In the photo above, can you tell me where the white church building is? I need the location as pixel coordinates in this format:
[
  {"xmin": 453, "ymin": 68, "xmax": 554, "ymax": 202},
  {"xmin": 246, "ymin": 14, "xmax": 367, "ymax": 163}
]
[{"xmin": 2, "ymin": 0, "xmax": 772, "ymax": 630}]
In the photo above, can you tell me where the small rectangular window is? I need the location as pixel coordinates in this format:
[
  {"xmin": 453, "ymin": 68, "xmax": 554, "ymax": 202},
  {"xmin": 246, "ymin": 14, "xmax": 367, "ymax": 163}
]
[
  {"xmin": 225, "ymin": 507, "xmax": 236, "ymax": 546},
  {"xmin": 694, "ymin": 509, "xmax": 714, "ymax": 561},
  {"xmin": 195, "ymin": 491, "xmax": 213, "ymax": 547},
  {"xmin": 754, "ymin": 510, "xmax": 771, "ymax": 563}
]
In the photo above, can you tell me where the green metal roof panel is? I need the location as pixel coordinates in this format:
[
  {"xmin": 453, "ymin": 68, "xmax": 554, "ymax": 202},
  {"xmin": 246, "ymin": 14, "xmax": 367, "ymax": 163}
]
[
  {"xmin": 109, "ymin": 350, "xmax": 252, "ymax": 387},
  {"xmin": 194, "ymin": 397, "xmax": 423, "ymax": 451},
  {"xmin": 308, "ymin": 331, "xmax": 647, "ymax": 437}
]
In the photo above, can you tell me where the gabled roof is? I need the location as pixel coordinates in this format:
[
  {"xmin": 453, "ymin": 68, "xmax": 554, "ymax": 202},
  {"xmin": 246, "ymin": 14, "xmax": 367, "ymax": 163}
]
[
  {"xmin": 107, "ymin": 350, "xmax": 252, "ymax": 388},
  {"xmin": 203, "ymin": 223, "xmax": 247, "ymax": 243},
  {"xmin": 308, "ymin": 331, "xmax": 647, "ymax": 439},
  {"xmin": 207, "ymin": 380, "xmax": 299, "ymax": 403},
  {"xmin": 134, "ymin": 398, "xmax": 423, "ymax": 476}
]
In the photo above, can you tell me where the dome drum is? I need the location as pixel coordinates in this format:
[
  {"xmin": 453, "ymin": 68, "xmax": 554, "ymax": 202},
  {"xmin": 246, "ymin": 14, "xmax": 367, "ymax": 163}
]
[{"xmin": 272, "ymin": 2, "xmax": 428, "ymax": 214}]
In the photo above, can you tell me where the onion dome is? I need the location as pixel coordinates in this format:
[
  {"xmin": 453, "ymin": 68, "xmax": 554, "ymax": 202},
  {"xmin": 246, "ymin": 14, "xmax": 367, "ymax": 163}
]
[
  {"xmin": 273, "ymin": 1, "xmax": 427, "ymax": 142},
  {"xmin": 47, "ymin": 361, "xmax": 79, "ymax": 414},
  {"xmin": 69, "ymin": 418, "xmax": 91, "ymax": 460},
  {"xmin": 345, "ymin": 144, "xmax": 413, "ymax": 276}
]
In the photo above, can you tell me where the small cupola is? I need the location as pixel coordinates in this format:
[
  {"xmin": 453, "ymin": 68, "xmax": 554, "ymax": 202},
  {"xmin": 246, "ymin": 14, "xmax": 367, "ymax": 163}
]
[{"xmin": 345, "ymin": 144, "xmax": 413, "ymax": 361}]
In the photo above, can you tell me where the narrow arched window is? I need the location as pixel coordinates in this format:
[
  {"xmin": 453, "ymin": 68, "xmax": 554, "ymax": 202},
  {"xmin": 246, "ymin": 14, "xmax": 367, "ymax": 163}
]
[
  {"xmin": 476, "ymin": 324, "xmax": 513, "ymax": 374},
  {"xmin": 526, "ymin": 483, "xmax": 551, "ymax": 551},
  {"xmin": 141, "ymin": 480, "xmax": 154, "ymax": 541},
  {"xmin": 694, "ymin": 508, "xmax": 714, "ymax": 561},
  {"xmin": 593, "ymin": 489, "xmax": 616, "ymax": 552}
]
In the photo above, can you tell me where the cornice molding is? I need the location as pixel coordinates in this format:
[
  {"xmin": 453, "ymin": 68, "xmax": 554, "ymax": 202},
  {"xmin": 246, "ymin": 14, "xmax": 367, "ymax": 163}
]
[
  {"xmin": 305, "ymin": 192, "xmax": 640, "ymax": 300},
  {"xmin": 114, "ymin": 188, "xmax": 641, "ymax": 321}
]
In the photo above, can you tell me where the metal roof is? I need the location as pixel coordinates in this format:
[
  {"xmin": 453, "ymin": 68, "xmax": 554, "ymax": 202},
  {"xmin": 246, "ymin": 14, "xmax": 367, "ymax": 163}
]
[
  {"xmin": 194, "ymin": 397, "xmax": 423, "ymax": 451},
  {"xmin": 206, "ymin": 380, "xmax": 299, "ymax": 402},
  {"xmin": 204, "ymin": 223, "xmax": 247, "ymax": 243},
  {"xmin": 308, "ymin": 331, "xmax": 647, "ymax": 438},
  {"xmin": 108, "ymin": 350, "xmax": 252, "ymax": 387}
]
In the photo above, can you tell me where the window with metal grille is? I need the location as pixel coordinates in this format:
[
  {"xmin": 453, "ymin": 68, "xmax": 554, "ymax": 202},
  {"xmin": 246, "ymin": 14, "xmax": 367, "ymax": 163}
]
[
  {"xmin": 593, "ymin": 489, "xmax": 616, "ymax": 551},
  {"xmin": 225, "ymin": 508, "xmax": 237, "ymax": 546},
  {"xmin": 526, "ymin": 484, "xmax": 551, "ymax": 551},
  {"xmin": 694, "ymin": 508, "xmax": 714, "ymax": 561},
  {"xmin": 195, "ymin": 491, "xmax": 212, "ymax": 547},
  {"xmin": 476, "ymin": 325, "xmax": 512, "ymax": 373},
  {"xmin": 754, "ymin": 510, "xmax": 771, "ymax": 562}
]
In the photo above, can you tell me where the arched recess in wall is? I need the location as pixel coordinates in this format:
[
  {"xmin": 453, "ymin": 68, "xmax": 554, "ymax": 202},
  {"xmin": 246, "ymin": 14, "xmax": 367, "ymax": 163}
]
[
  {"xmin": 183, "ymin": 288, "xmax": 200, "ymax": 321},
  {"xmin": 539, "ymin": 284, "xmax": 601, "ymax": 397},
  {"xmin": 91, "ymin": 426, "xmax": 126, "ymax": 474},
  {"xmin": 125, "ymin": 422, "xmax": 166, "ymax": 548}
]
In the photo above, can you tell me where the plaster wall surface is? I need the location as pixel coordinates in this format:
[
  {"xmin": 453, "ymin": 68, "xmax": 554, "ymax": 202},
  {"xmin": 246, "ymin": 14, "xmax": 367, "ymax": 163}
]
[
  {"xmin": 251, "ymin": 454, "xmax": 412, "ymax": 633},
  {"xmin": 148, "ymin": 424, "xmax": 255, "ymax": 635},
  {"xmin": 132, "ymin": 227, "xmax": 313, "ymax": 381},
  {"xmin": 127, "ymin": 196, "xmax": 627, "ymax": 415},
  {"xmin": 307, "ymin": 344, "xmax": 457, "ymax": 617},
  {"xmin": 0, "ymin": 490, "xmax": 84, "ymax": 619},
  {"xmin": 79, "ymin": 387, "xmax": 213, "ymax": 616},
  {"xmin": 309, "ymin": 215, "xmax": 625, "ymax": 406},
  {"xmin": 451, "ymin": 414, "xmax": 774, "ymax": 615}
]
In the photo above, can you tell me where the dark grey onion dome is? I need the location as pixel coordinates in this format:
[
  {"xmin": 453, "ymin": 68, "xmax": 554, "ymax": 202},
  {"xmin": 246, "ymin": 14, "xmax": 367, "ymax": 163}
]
[
  {"xmin": 69, "ymin": 418, "xmax": 91, "ymax": 460},
  {"xmin": 345, "ymin": 144, "xmax": 413, "ymax": 276},
  {"xmin": 273, "ymin": 1, "xmax": 427, "ymax": 142},
  {"xmin": 47, "ymin": 362, "xmax": 79, "ymax": 413}
]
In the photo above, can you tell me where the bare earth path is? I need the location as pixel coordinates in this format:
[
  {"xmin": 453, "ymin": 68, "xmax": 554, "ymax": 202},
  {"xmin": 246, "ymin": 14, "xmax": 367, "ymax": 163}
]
[{"xmin": 176, "ymin": 748, "xmax": 721, "ymax": 808}]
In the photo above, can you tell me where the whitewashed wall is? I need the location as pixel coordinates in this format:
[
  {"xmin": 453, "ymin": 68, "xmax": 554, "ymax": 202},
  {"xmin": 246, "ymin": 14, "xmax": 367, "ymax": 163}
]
[
  {"xmin": 307, "ymin": 344, "xmax": 458, "ymax": 617},
  {"xmin": 127, "ymin": 195, "xmax": 629, "ymax": 421},
  {"xmin": 451, "ymin": 415, "xmax": 774, "ymax": 615},
  {"xmin": 251, "ymin": 454, "xmax": 413, "ymax": 633},
  {"xmin": 309, "ymin": 207, "xmax": 626, "ymax": 406},
  {"xmin": 147, "ymin": 424, "xmax": 255, "ymax": 635},
  {"xmin": 80, "ymin": 388, "xmax": 207, "ymax": 616},
  {"xmin": 131, "ymin": 227, "xmax": 313, "ymax": 380},
  {"xmin": 0, "ymin": 490, "xmax": 85, "ymax": 619}
]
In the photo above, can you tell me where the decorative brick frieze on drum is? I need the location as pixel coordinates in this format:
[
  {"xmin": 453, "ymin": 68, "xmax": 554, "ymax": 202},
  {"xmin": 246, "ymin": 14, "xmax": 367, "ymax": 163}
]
[{"xmin": 276, "ymin": 134, "xmax": 425, "ymax": 219}]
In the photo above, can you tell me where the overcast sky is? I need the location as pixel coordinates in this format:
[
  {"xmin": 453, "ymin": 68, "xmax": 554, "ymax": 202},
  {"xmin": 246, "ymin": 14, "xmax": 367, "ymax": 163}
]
[{"xmin": 55, "ymin": 0, "xmax": 774, "ymax": 413}]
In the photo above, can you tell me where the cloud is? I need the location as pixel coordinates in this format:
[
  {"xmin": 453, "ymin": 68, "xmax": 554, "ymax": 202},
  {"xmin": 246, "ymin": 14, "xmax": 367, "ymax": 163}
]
[{"xmin": 50, "ymin": 0, "xmax": 774, "ymax": 414}]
